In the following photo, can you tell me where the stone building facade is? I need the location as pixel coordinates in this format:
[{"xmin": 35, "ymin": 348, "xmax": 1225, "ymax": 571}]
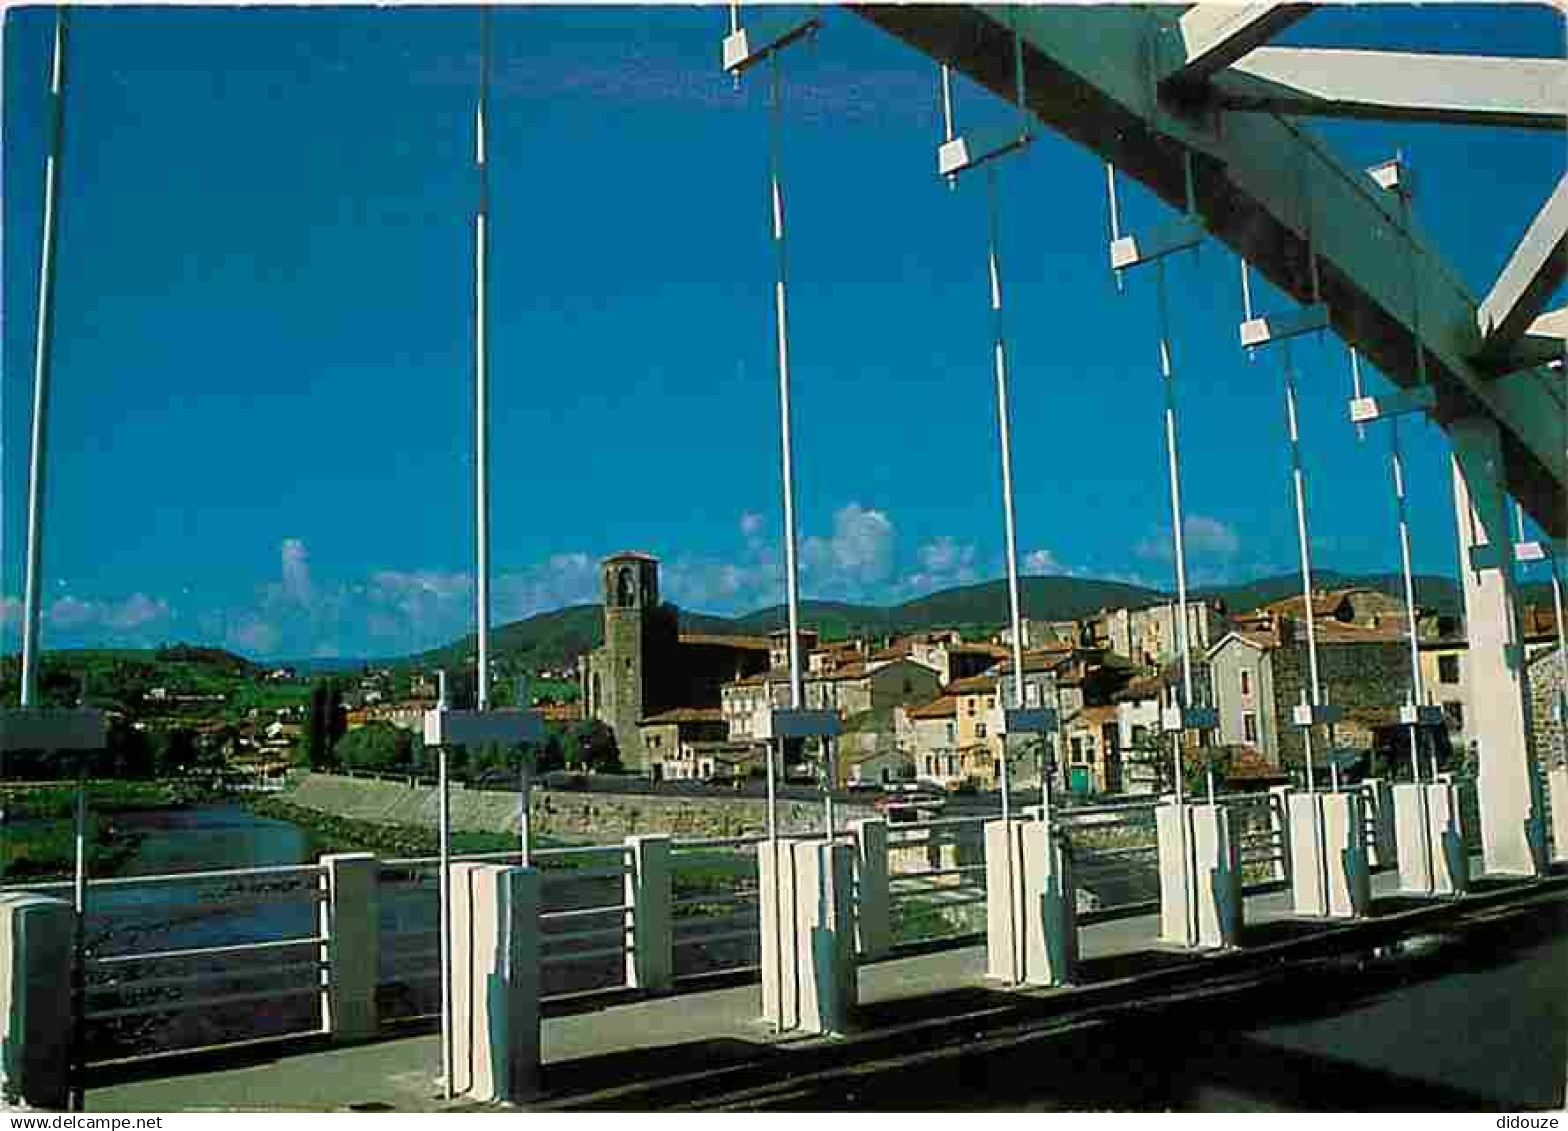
[
  {"xmin": 579, "ymin": 552, "xmax": 770, "ymax": 775},
  {"xmin": 1099, "ymin": 600, "xmax": 1232, "ymax": 668},
  {"xmin": 1208, "ymin": 619, "xmax": 1412, "ymax": 774},
  {"xmin": 1527, "ymin": 645, "xmax": 1566, "ymax": 767}
]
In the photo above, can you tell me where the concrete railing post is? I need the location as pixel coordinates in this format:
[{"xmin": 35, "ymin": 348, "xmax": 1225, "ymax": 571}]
[
  {"xmin": 1268, "ymin": 785, "xmax": 1292, "ymax": 884},
  {"xmin": 449, "ymin": 863, "xmax": 540, "ymax": 1103},
  {"xmin": 985, "ymin": 819, "xmax": 1075, "ymax": 986},
  {"xmin": 849, "ymin": 818, "xmax": 890, "ymax": 961},
  {"xmin": 759, "ymin": 838, "xmax": 857, "ymax": 1035},
  {"xmin": 1287, "ymin": 791, "xmax": 1370, "ymax": 919},
  {"xmin": 624, "ymin": 835, "xmax": 672, "ymax": 994},
  {"xmin": 0, "ymin": 894, "xmax": 73, "ymax": 1110},
  {"xmin": 1157, "ymin": 802, "xmax": 1242, "ymax": 949},
  {"xmin": 1550, "ymin": 764, "xmax": 1568, "ymax": 865},
  {"xmin": 319, "ymin": 852, "xmax": 380, "ymax": 1043}
]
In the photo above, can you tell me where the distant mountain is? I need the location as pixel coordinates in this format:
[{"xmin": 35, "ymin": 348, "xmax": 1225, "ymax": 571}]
[
  {"xmin": 1195, "ymin": 571, "xmax": 1466, "ymax": 617},
  {"xmin": 408, "ymin": 569, "xmax": 1559, "ymax": 673}
]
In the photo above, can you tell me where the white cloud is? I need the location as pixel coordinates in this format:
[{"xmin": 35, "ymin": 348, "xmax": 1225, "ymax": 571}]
[
  {"xmin": 495, "ymin": 554, "xmax": 600, "ymax": 622},
  {"xmin": 897, "ymin": 536, "xmax": 981, "ymax": 598},
  {"xmin": 280, "ymin": 538, "xmax": 313, "ymax": 604},
  {"xmin": 801, "ymin": 503, "xmax": 896, "ymax": 596},
  {"xmin": 47, "ymin": 596, "xmax": 99, "ymax": 630},
  {"xmin": 740, "ymin": 511, "xmax": 764, "ymax": 539},
  {"xmin": 1023, "ymin": 548, "xmax": 1064, "ymax": 575},
  {"xmin": 1184, "ymin": 515, "xmax": 1241, "ymax": 559},
  {"xmin": 1135, "ymin": 514, "xmax": 1241, "ymax": 565},
  {"xmin": 228, "ymin": 616, "xmax": 281, "ymax": 656},
  {"xmin": 36, "ymin": 592, "xmax": 172, "ymax": 636},
  {"xmin": 0, "ymin": 596, "xmax": 19, "ymax": 626}
]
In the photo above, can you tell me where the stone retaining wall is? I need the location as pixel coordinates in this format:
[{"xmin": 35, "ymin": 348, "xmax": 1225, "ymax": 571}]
[{"xmin": 281, "ymin": 772, "xmax": 876, "ymax": 841}]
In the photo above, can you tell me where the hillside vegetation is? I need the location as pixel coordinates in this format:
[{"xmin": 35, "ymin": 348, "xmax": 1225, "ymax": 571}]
[{"xmin": 413, "ymin": 569, "xmax": 1548, "ymax": 672}]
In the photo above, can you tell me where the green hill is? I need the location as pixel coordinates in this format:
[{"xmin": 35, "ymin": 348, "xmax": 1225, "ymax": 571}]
[{"xmin": 413, "ymin": 568, "xmax": 1560, "ymax": 673}]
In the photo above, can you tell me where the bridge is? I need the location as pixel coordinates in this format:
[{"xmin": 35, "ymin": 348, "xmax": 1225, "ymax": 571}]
[{"xmin": 2, "ymin": 1, "xmax": 1566, "ymax": 1112}]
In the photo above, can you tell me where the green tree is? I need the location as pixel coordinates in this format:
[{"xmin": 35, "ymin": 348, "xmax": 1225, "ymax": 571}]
[
  {"xmin": 564, "ymin": 720, "xmax": 620, "ymax": 773},
  {"xmin": 335, "ymin": 722, "xmax": 416, "ymax": 773},
  {"xmin": 302, "ymin": 680, "xmax": 345, "ymax": 770}
]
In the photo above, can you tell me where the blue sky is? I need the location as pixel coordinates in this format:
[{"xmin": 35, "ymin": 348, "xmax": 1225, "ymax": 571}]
[{"xmin": 3, "ymin": 4, "xmax": 1563, "ymax": 660}]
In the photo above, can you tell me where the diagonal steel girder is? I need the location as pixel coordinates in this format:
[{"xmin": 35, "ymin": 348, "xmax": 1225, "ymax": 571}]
[{"xmin": 852, "ymin": 3, "xmax": 1567, "ymax": 539}]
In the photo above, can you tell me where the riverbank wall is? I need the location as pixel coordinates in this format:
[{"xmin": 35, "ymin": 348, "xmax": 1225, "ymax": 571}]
[{"xmin": 277, "ymin": 772, "xmax": 876, "ymax": 841}]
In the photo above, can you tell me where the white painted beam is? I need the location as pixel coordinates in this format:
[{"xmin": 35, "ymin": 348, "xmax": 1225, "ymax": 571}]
[
  {"xmin": 1530, "ymin": 306, "xmax": 1568, "ymax": 341},
  {"xmin": 852, "ymin": 4, "xmax": 1568, "ymax": 537},
  {"xmin": 1479, "ymin": 177, "xmax": 1568, "ymax": 352},
  {"xmin": 1211, "ymin": 48, "xmax": 1568, "ymax": 131},
  {"xmin": 1163, "ymin": 4, "xmax": 1316, "ymax": 88}
]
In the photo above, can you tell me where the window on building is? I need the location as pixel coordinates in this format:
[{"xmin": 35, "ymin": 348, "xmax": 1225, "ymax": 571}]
[
  {"xmin": 976, "ymin": 723, "xmax": 987, "ymax": 739},
  {"xmin": 1071, "ymin": 736, "xmax": 1086, "ymax": 763},
  {"xmin": 1132, "ymin": 724, "xmax": 1148, "ymax": 748},
  {"xmin": 946, "ymin": 722, "xmax": 956, "ymax": 743},
  {"xmin": 1240, "ymin": 669, "xmax": 1251, "ymax": 697},
  {"xmin": 1025, "ymin": 683, "xmax": 1040, "ymax": 707},
  {"xmin": 967, "ymin": 700, "xmax": 976, "ymax": 715},
  {"xmin": 1439, "ymin": 654, "xmax": 1461, "ymax": 684},
  {"xmin": 1243, "ymin": 712, "xmax": 1258, "ymax": 744},
  {"xmin": 1443, "ymin": 700, "xmax": 1464, "ymax": 730}
]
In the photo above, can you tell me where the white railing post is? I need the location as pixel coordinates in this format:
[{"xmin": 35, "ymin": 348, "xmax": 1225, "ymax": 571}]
[
  {"xmin": 0, "ymin": 893, "xmax": 74, "ymax": 1109},
  {"xmin": 1550, "ymin": 764, "xmax": 1568, "ymax": 865},
  {"xmin": 850, "ymin": 818, "xmax": 890, "ymax": 961},
  {"xmin": 1268, "ymin": 784, "xmax": 1292, "ymax": 884},
  {"xmin": 624, "ymin": 835, "xmax": 672, "ymax": 994},
  {"xmin": 319, "ymin": 853, "xmax": 380, "ymax": 1042},
  {"xmin": 448, "ymin": 863, "xmax": 540, "ymax": 1102}
]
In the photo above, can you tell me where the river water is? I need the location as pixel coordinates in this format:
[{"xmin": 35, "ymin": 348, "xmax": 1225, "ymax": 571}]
[
  {"xmin": 114, "ymin": 803, "xmax": 317, "ymax": 876},
  {"xmin": 47, "ymin": 803, "xmax": 753, "ymax": 1062}
]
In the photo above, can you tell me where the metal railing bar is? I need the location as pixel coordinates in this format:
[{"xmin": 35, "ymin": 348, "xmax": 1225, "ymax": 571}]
[
  {"xmin": 539, "ymin": 945, "xmax": 629, "ymax": 967},
  {"xmin": 673, "ymin": 928, "xmax": 759, "ymax": 948},
  {"xmin": 91, "ymin": 936, "xmax": 326, "ymax": 966},
  {"xmin": 539, "ymin": 903, "xmax": 628, "ymax": 922},
  {"xmin": 541, "ymin": 924, "xmax": 634, "ymax": 948},
  {"xmin": 671, "ymin": 889, "xmax": 757, "ymax": 905},
  {"xmin": 889, "ymin": 865, "xmax": 987, "ymax": 880},
  {"xmin": 673, "ymin": 835, "xmax": 768, "ymax": 851}
]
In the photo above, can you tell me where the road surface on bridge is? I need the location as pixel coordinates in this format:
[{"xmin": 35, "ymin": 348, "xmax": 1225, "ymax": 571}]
[{"xmin": 709, "ymin": 890, "xmax": 1567, "ymax": 1112}]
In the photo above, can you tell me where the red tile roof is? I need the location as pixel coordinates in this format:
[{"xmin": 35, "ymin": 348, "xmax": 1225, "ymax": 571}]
[
  {"xmin": 679, "ymin": 633, "xmax": 771, "ymax": 651},
  {"xmin": 907, "ymin": 695, "xmax": 958, "ymax": 720},
  {"xmin": 639, "ymin": 707, "xmax": 725, "ymax": 725}
]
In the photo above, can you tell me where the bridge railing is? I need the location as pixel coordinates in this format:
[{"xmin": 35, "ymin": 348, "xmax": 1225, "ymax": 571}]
[
  {"xmin": 12, "ymin": 779, "xmax": 1510, "ymax": 1069},
  {"xmin": 669, "ymin": 834, "xmax": 766, "ymax": 981},
  {"xmin": 885, "ymin": 814, "xmax": 990, "ymax": 946},
  {"xmin": 4, "ymin": 863, "xmax": 331, "ymax": 1061}
]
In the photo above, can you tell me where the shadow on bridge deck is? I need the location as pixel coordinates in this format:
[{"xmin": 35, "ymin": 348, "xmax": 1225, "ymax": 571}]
[{"xmin": 84, "ymin": 862, "xmax": 1568, "ymax": 1113}]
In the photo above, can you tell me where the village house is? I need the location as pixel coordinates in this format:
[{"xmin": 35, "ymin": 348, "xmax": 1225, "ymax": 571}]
[
  {"xmin": 837, "ymin": 707, "xmax": 913, "ymax": 788},
  {"xmin": 871, "ymin": 633, "xmax": 1007, "ymax": 686},
  {"xmin": 637, "ymin": 707, "xmax": 739, "ymax": 781},
  {"xmin": 1062, "ymin": 704, "xmax": 1121, "ymax": 796},
  {"xmin": 1206, "ymin": 615, "xmax": 1414, "ymax": 777},
  {"xmin": 895, "ymin": 695, "xmax": 963, "ymax": 788},
  {"xmin": 1096, "ymin": 599, "xmax": 1232, "ymax": 668},
  {"xmin": 720, "ymin": 657, "xmax": 941, "ymax": 741}
]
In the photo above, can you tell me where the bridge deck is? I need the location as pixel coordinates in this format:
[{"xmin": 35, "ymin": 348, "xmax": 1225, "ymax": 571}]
[{"xmin": 85, "ymin": 861, "xmax": 1567, "ymax": 1113}]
